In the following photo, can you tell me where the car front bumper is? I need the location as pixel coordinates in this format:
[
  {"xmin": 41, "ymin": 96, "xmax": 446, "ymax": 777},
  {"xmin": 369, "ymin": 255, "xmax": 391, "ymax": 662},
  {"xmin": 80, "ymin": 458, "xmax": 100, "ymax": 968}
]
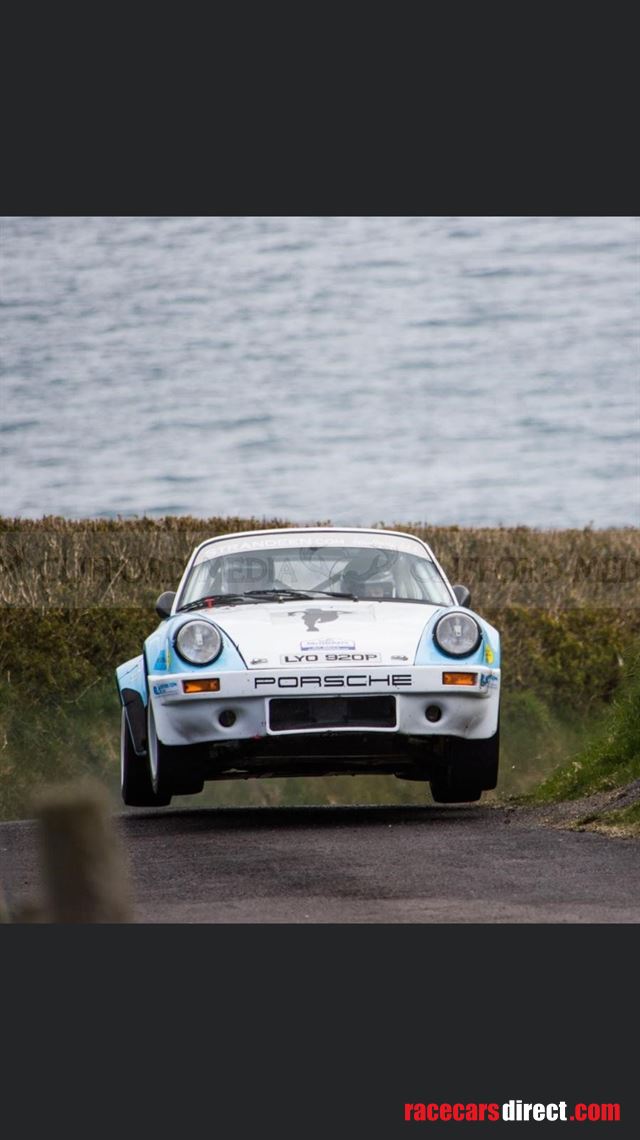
[{"xmin": 149, "ymin": 665, "xmax": 501, "ymax": 747}]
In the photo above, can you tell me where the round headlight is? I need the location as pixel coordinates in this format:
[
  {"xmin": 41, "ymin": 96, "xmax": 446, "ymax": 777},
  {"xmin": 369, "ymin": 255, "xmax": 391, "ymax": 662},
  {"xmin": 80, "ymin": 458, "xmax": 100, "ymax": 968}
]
[
  {"xmin": 175, "ymin": 620, "xmax": 222, "ymax": 665},
  {"xmin": 434, "ymin": 612, "xmax": 481, "ymax": 657}
]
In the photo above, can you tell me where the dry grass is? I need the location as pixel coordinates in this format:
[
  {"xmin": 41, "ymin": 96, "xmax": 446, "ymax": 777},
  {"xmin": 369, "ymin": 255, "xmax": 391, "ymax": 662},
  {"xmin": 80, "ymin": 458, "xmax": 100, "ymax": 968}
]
[{"xmin": 1, "ymin": 515, "xmax": 638, "ymax": 610}]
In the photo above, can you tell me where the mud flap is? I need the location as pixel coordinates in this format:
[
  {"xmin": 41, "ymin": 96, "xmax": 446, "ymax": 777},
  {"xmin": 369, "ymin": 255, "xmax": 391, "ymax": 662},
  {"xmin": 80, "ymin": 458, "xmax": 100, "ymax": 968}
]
[{"xmin": 121, "ymin": 688, "xmax": 147, "ymax": 756}]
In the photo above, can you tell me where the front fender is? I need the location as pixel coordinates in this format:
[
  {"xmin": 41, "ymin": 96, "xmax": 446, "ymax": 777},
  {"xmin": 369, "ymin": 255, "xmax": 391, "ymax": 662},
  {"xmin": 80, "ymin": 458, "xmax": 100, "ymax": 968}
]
[
  {"xmin": 115, "ymin": 655, "xmax": 148, "ymax": 756},
  {"xmin": 414, "ymin": 609, "xmax": 501, "ymax": 668}
]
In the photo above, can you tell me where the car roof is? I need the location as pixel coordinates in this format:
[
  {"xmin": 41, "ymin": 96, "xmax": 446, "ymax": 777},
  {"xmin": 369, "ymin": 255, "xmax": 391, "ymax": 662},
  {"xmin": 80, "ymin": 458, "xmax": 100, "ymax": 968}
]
[{"xmin": 189, "ymin": 526, "xmax": 436, "ymax": 560}]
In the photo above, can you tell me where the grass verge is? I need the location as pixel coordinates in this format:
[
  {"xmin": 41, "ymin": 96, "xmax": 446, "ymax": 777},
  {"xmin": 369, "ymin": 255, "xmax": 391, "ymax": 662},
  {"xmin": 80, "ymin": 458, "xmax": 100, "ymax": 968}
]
[
  {"xmin": 529, "ymin": 654, "xmax": 640, "ymax": 802},
  {"xmin": 568, "ymin": 801, "xmax": 640, "ymax": 839},
  {"xmin": 514, "ymin": 653, "xmax": 640, "ymax": 837}
]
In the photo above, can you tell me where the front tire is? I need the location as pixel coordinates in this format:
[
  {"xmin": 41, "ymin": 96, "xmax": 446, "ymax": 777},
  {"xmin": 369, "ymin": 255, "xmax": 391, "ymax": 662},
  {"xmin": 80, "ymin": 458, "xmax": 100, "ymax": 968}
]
[
  {"xmin": 121, "ymin": 709, "xmax": 171, "ymax": 807},
  {"xmin": 147, "ymin": 702, "xmax": 205, "ymax": 800},
  {"xmin": 429, "ymin": 728, "xmax": 499, "ymax": 804}
]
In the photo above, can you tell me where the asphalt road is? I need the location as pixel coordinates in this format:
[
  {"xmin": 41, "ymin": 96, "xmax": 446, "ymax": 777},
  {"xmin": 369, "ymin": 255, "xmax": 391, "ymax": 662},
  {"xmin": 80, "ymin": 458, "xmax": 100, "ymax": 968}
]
[{"xmin": 2, "ymin": 804, "xmax": 639, "ymax": 922}]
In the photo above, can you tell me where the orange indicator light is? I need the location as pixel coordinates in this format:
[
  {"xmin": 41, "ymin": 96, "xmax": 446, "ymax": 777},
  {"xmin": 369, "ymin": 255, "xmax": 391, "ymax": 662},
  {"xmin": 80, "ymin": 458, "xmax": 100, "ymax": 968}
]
[
  {"xmin": 182, "ymin": 679, "xmax": 220, "ymax": 693},
  {"xmin": 442, "ymin": 672, "xmax": 477, "ymax": 686}
]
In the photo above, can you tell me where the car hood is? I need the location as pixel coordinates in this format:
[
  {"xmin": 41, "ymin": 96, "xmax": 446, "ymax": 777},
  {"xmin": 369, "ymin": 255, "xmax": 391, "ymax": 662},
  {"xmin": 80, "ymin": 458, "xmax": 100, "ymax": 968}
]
[{"xmin": 205, "ymin": 599, "xmax": 441, "ymax": 668}]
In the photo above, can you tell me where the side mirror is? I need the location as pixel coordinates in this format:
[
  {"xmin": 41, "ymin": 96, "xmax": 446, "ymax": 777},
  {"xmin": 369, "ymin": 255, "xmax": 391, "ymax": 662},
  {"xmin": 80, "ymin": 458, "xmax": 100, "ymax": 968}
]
[
  {"xmin": 452, "ymin": 584, "xmax": 471, "ymax": 608},
  {"xmin": 155, "ymin": 591, "xmax": 176, "ymax": 619}
]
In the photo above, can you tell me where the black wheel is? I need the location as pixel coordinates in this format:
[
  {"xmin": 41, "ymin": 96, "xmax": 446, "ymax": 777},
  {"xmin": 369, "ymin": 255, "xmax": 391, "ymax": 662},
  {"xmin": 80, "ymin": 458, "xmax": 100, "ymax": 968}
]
[
  {"xmin": 120, "ymin": 709, "xmax": 171, "ymax": 807},
  {"xmin": 147, "ymin": 702, "xmax": 205, "ymax": 800},
  {"xmin": 429, "ymin": 728, "xmax": 499, "ymax": 804}
]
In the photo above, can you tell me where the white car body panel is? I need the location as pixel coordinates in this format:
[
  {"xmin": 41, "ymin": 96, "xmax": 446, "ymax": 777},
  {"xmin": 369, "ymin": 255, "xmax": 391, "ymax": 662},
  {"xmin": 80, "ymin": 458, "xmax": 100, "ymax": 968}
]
[
  {"xmin": 150, "ymin": 660, "xmax": 500, "ymax": 747},
  {"xmin": 208, "ymin": 599, "xmax": 440, "ymax": 669}
]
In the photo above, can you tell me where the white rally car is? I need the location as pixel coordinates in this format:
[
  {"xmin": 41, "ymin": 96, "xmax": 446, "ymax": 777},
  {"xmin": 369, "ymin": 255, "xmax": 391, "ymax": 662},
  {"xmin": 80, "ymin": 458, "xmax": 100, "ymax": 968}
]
[{"xmin": 116, "ymin": 528, "xmax": 500, "ymax": 807}]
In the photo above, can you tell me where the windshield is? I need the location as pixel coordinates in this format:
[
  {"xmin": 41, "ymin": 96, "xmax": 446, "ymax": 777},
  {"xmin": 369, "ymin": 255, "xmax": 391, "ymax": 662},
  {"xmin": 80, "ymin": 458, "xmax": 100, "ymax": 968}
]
[{"xmin": 179, "ymin": 544, "xmax": 453, "ymax": 607}]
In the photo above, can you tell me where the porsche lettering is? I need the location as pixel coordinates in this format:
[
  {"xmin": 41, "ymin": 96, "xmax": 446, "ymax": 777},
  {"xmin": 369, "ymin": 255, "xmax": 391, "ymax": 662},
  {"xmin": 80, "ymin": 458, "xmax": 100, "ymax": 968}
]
[{"xmin": 254, "ymin": 673, "xmax": 413, "ymax": 689}]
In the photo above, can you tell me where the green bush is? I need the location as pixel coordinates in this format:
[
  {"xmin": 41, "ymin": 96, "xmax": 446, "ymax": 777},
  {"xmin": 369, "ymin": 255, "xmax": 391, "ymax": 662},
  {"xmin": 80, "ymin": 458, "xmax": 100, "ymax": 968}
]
[
  {"xmin": 490, "ymin": 605, "xmax": 638, "ymax": 711},
  {"xmin": 2, "ymin": 603, "xmax": 637, "ymax": 711},
  {"xmin": 532, "ymin": 652, "xmax": 640, "ymax": 801}
]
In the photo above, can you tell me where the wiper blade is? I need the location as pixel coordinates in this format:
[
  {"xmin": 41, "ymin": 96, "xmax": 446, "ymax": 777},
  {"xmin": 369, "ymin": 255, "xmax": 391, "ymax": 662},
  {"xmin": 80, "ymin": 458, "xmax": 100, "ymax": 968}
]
[
  {"xmin": 244, "ymin": 588, "xmax": 359, "ymax": 602},
  {"xmin": 307, "ymin": 590, "xmax": 360, "ymax": 601},
  {"xmin": 177, "ymin": 594, "xmax": 260, "ymax": 612},
  {"xmin": 179, "ymin": 589, "xmax": 361, "ymax": 611}
]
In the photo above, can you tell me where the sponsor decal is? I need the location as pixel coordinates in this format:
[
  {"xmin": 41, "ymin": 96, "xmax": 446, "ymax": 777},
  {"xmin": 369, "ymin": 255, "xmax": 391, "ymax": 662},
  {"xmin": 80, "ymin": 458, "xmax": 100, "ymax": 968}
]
[
  {"xmin": 193, "ymin": 532, "xmax": 427, "ymax": 561},
  {"xmin": 280, "ymin": 652, "xmax": 382, "ymax": 665},
  {"xmin": 391, "ymin": 655, "xmax": 409, "ymax": 661},
  {"xmin": 301, "ymin": 639, "xmax": 356, "ymax": 651},
  {"xmin": 153, "ymin": 681, "xmax": 178, "ymax": 696},
  {"xmin": 484, "ymin": 645, "xmax": 495, "ymax": 664},
  {"xmin": 153, "ymin": 646, "xmax": 171, "ymax": 671},
  {"xmin": 250, "ymin": 658, "xmax": 268, "ymax": 665},
  {"xmin": 254, "ymin": 673, "xmax": 413, "ymax": 689},
  {"xmin": 271, "ymin": 607, "xmax": 372, "ymax": 628},
  {"xmin": 290, "ymin": 608, "xmax": 352, "ymax": 632},
  {"xmin": 479, "ymin": 672, "xmax": 499, "ymax": 689}
]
